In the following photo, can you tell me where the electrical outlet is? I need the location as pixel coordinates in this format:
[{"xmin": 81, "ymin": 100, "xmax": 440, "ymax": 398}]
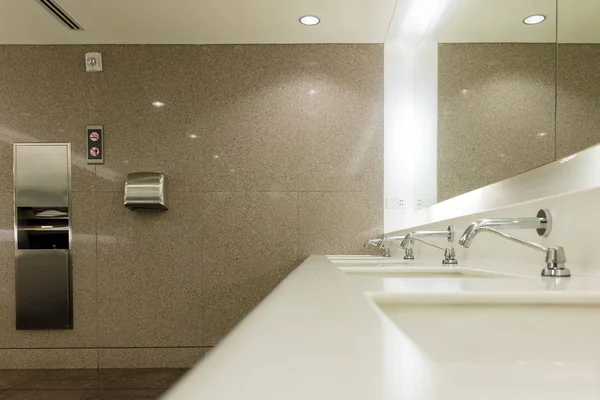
[
  {"xmin": 386, "ymin": 197, "xmax": 405, "ymax": 209},
  {"xmin": 416, "ymin": 197, "xmax": 435, "ymax": 209}
]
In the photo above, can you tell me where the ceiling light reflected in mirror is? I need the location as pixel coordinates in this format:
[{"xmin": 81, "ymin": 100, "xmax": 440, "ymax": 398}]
[
  {"xmin": 523, "ymin": 14, "xmax": 546, "ymax": 25},
  {"xmin": 300, "ymin": 16, "xmax": 320, "ymax": 26}
]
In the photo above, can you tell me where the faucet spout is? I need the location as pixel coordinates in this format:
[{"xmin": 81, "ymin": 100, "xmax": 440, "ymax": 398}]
[
  {"xmin": 364, "ymin": 236, "xmax": 405, "ymax": 249},
  {"xmin": 363, "ymin": 235, "xmax": 406, "ymax": 257},
  {"xmin": 400, "ymin": 227, "xmax": 454, "ymax": 249},
  {"xmin": 459, "ymin": 210, "xmax": 551, "ymax": 247},
  {"xmin": 458, "ymin": 210, "xmax": 569, "ymax": 277}
]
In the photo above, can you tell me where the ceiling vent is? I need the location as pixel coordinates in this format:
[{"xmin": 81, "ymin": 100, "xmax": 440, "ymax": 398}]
[{"xmin": 36, "ymin": 0, "xmax": 84, "ymax": 30}]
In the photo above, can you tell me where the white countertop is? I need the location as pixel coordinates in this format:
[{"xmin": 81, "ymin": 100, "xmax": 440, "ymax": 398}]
[{"xmin": 161, "ymin": 256, "xmax": 600, "ymax": 400}]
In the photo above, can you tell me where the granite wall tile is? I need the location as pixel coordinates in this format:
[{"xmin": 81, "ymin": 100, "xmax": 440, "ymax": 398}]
[
  {"xmin": 97, "ymin": 368, "xmax": 188, "ymax": 388},
  {"xmin": 202, "ymin": 192, "xmax": 298, "ymax": 345},
  {"xmin": 92, "ymin": 46, "xmax": 207, "ymax": 193},
  {"xmin": 0, "ymin": 192, "xmax": 16, "ymax": 343},
  {"xmin": 9, "ymin": 369, "xmax": 99, "ymax": 390},
  {"xmin": 98, "ymin": 348, "xmax": 208, "ymax": 369},
  {"xmin": 298, "ymin": 192, "xmax": 383, "ymax": 260},
  {"xmin": 200, "ymin": 45, "xmax": 300, "ymax": 192},
  {"xmin": 557, "ymin": 44, "xmax": 600, "ymax": 159},
  {"xmin": 438, "ymin": 43, "xmax": 556, "ymax": 201},
  {"xmin": 296, "ymin": 45, "xmax": 384, "ymax": 192},
  {"xmin": 0, "ymin": 46, "xmax": 97, "ymax": 193},
  {"xmin": 96, "ymin": 191, "xmax": 204, "ymax": 347},
  {"xmin": 0, "ymin": 349, "xmax": 98, "ymax": 369}
]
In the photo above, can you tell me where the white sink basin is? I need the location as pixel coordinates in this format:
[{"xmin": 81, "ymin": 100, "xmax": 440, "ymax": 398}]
[
  {"xmin": 369, "ymin": 292, "xmax": 600, "ymax": 363},
  {"xmin": 339, "ymin": 266, "xmax": 512, "ymax": 278},
  {"xmin": 327, "ymin": 255, "xmax": 411, "ymax": 264}
]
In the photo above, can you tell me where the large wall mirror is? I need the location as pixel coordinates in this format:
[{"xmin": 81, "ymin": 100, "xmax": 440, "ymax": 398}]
[{"xmin": 413, "ymin": 0, "xmax": 600, "ymax": 206}]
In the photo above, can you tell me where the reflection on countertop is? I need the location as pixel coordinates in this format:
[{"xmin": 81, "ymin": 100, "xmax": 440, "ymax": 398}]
[{"xmin": 161, "ymin": 255, "xmax": 600, "ymax": 400}]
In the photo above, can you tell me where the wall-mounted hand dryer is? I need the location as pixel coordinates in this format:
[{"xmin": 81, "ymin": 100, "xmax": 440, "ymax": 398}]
[{"xmin": 124, "ymin": 172, "xmax": 168, "ymax": 211}]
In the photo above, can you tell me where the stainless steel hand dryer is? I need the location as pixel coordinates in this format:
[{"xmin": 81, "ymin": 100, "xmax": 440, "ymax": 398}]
[{"xmin": 124, "ymin": 172, "xmax": 168, "ymax": 211}]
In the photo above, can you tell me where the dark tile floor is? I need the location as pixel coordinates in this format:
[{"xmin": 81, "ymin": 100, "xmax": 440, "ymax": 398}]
[{"xmin": 0, "ymin": 369, "xmax": 188, "ymax": 400}]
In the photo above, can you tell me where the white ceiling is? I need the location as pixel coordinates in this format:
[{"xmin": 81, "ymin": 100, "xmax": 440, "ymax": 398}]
[
  {"xmin": 440, "ymin": 0, "xmax": 600, "ymax": 44},
  {"xmin": 0, "ymin": 0, "xmax": 398, "ymax": 44},
  {"xmin": 440, "ymin": 0, "xmax": 557, "ymax": 43}
]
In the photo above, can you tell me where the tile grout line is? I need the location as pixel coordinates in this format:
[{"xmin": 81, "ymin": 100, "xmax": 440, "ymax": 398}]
[
  {"xmin": 295, "ymin": 61, "xmax": 301, "ymax": 267},
  {"xmin": 199, "ymin": 190, "xmax": 205, "ymax": 348},
  {"xmin": 94, "ymin": 165, "xmax": 100, "ymax": 369}
]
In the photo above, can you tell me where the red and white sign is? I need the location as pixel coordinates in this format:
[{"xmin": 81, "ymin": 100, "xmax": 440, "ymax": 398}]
[
  {"xmin": 89, "ymin": 131, "xmax": 100, "ymax": 142},
  {"xmin": 89, "ymin": 147, "xmax": 100, "ymax": 157}
]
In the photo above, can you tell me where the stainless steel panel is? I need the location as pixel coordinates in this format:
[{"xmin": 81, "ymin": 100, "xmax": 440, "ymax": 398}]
[
  {"xmin": 14, "ymin": 144, "xmax": 70, "ymax": 208},
  {"xmin": 15, "ymin": 249, "xmax": 72, "ymax": 330},
  {"xmin": 13, "ymin": 143, "xmax": 73, "ymax": 330},
  {"xmin": 124, "ymin": 172, "xmax": 168, "ymax": 210}
]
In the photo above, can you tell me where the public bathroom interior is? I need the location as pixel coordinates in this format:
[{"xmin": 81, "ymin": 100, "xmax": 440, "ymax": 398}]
[{"xmin": 1, "ymin": 0, "xmax": 600, "ymax": 399}]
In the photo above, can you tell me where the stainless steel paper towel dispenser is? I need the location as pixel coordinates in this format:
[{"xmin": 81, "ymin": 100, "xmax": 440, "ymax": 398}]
[
  {"xmin": 13, "ymin": 143, "xmax": 73, "ymax": 330},
  {"xmin": 124, "ymin": 172, "xmax": 168, "ymax": 211}
]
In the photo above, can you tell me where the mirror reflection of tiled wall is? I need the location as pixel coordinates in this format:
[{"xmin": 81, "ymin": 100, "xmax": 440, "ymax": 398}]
[
  {"xmin": 435, "ymin": 0, "xmax": 600, "ymax": 203},
  {"xmin": 438, "ymin": 42, "xmax": 600, "ymax": 202},
  {"xmin": 437, "ymin": 43, "xmax": 556, "ymax": 202}
]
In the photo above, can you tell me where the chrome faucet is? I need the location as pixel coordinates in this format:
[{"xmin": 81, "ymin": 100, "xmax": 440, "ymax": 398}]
[
  {"xmin": 364, "ymin": 236, "xmax": 405, "ymax": 257},
  {"xmin": 399, "ymin": 226, "xmax": 458, "ymax": 265},
  {"xmin": 458, "ymin": 209, "xmax": 570, "ymax": 277}
]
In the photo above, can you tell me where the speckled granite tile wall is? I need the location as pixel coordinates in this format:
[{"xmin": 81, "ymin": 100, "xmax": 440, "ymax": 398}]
[
  {"xmin": 437, "ymin": 43, "xmax": 556, "ymax": 202},
  {"xmin": 0, "ymin": 45, "xmax": 383, "ymax": 367},
  {"xmin": 556, "ymin": 44, "xmax": 600, "ymax": 159}
]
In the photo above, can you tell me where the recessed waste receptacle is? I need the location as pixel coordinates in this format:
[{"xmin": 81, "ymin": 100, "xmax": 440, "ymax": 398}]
[{"xmin": 13, "ymin": 143, "xmax": 73, "ymax": 330}]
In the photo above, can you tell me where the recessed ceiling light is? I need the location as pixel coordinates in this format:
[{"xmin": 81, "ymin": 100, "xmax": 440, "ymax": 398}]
[
  {"xmin": 537, "ymin": 132, "xmax": 548, "ymax": 137},
  {"xmin": 152, "ymin": 101, "xmax": 165, "ymax": 107},
  {"xmin": 189, "ymin": 134, "xmax": 198, "ymax": 139},
  {"xmin": 300, "ymin": 15, "xmax": 320, "ymax": 26},
  {"xmin": 523, "ymin": 15, "xmax": 546, "ymax": 25}
]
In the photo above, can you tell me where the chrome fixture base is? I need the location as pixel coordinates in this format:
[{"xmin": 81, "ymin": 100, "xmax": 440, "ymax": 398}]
[
  {"xmin": 382, "ymin": 248, "xmax": 392, "ymax": 258},
  {"xmin": 541, "ymin": 267, "xmax": 571, "ymax": 277},
  {"xmin": 442, "ymin": 258, "xmax": 458, "ymax": 265},
  {"xmin": 399, "ymin": 229, "xmax": 458, "ymax": 265}
]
